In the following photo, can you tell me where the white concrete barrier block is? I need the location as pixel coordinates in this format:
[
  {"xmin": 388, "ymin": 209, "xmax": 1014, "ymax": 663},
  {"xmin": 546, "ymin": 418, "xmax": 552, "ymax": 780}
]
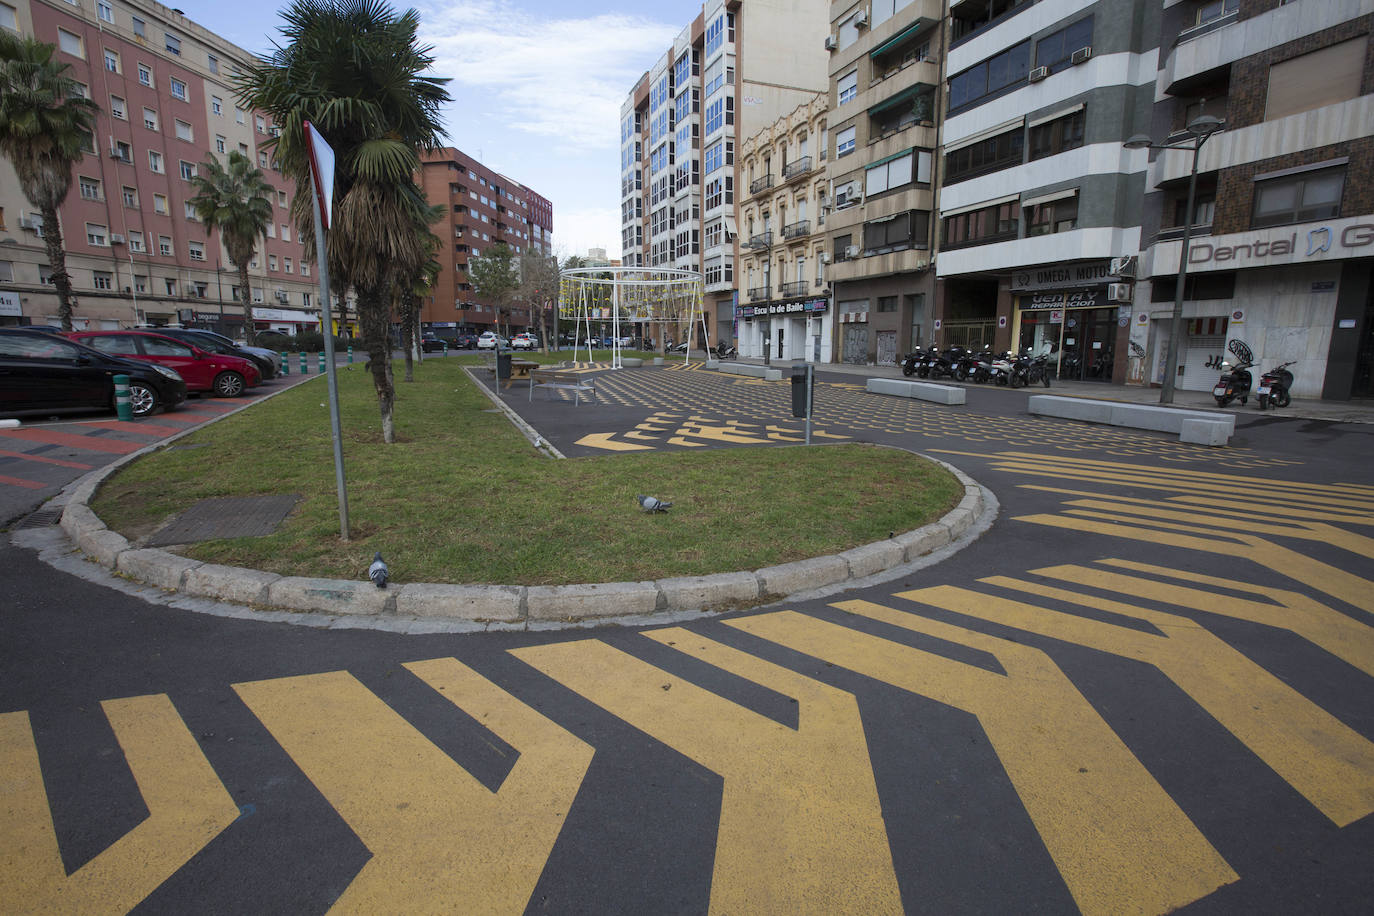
[
  {"xmin": 395, "ymin": 583, "xmax": 524, "ymax": 621},
  {"xmin": 526, "ymin": 581, "xmax": 660, "ymax": 620},
  {"xmin": 893, "ymin": 525, "xmax": 951, "ymax": 562},
  {"xmin": 838, "ymin": 540, "xmax": 905, "ymax": 579},
  {"xmin": 1027, "ymin": 395, "xmax": 1115, "ymax": 424},
  {"xmin": 1180, "ymin": 417, "xmax": 1232, "ymax": 446},
  {"xmin": 655, "ymin": 571, "xmax": 761, "ymax": 611},
  {"xmin": 866, "ymin": 377, "xmax": 965, "ymax": 404},
  {"xmin": 755, "ymin": 555, "xmax": 849, "ymax": 596}
]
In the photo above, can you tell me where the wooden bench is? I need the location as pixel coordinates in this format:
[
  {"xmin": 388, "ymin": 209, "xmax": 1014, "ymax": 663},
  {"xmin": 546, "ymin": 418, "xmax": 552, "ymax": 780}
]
[
  {"xmin": 529, "ymin": 367, "xmax": 596, "ymax": 405},
  {"xmin": 482, "ymin": 356, "xmax": 540, "ymax": 388}
]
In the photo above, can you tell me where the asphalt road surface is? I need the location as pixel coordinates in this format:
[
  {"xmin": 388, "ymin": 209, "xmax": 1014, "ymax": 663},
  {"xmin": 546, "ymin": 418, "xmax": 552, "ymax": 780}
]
[{"xmin": 3, "ymin": 362, "xmax": 1372, "ymax": 914}]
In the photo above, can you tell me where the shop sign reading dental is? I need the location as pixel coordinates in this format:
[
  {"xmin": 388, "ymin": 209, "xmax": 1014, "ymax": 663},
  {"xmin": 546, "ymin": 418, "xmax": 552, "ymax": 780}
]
[{"xmin": 1156, "ymin": 216, "xmax": 1374, "ymax": 273}]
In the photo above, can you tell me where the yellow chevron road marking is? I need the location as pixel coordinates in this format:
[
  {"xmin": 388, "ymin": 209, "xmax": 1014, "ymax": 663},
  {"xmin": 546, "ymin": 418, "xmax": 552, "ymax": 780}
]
[
  {"xmin": 512, "ymin": 634, "xmax": 903, "ymax": 915},
  {"xmin": 1031, "ymin": 560, "xmax": 1374, "ymax": 678},
  {"xmin": 728, "ymin": 608, "xmax": 1236, "ymax": 916},
  {"xmin": 1017, "ymin": 485, "xmax": 1374, "ymax": 527},
  {"xmin": 666, "ymin": 436, "xmax": 709, "ymax": 447},
  {"xmin": 673, "ymin": 422, "xmax": 770, "ymax": 444},
  {"xmin": 574, "ymin": 432, "xmax": 654, "ymax": 451},
  {"xmin": 234, "ymin": 665, "xmax": 592, "ymax": 915},
  {"xmin": 0, "ymin": 696, "xmax": 238, "ymax": 914},
  {"xmin": 906, "ymin": 583, "xmax": 1374, "ymax": 826}
]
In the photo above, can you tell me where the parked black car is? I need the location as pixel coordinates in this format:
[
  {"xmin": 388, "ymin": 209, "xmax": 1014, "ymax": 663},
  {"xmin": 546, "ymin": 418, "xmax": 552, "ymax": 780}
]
[
  {"xmin": 149, "ymin": 328, "xmax": 279, "ymax": 380},
  {"xmin": 0, "ymin": 328, "xmax": 188, "ymax": 418},
  {"xmin": 455, "ymin": 333, "xmax": 478, "ymax": 349},
  {"xmin": 420, "ymin": 334, "xmax": 447, "ymax": 353}
]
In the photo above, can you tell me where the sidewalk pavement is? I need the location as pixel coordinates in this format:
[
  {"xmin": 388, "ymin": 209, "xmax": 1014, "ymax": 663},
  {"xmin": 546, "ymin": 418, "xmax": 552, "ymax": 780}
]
[{"xmin": 709, "ymin": 354, "xmax": 1374, "ymax": 425}]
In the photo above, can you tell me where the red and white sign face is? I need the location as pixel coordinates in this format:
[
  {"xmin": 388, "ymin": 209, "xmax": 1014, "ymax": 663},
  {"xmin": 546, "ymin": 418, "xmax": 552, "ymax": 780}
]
[
  {"xmin": 1232, "ymin": 310, "xmax": 1244, "ymax": 320},
  {"xmin": 303, "ymin": 121, "xmax": 336, "ymax": 230}
]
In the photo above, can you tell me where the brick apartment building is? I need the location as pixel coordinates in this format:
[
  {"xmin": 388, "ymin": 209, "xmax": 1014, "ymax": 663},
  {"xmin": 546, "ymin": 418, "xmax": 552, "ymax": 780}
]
[{"xmin": 0, "ymin": 0, "xmax": 323, "ymax": 335}]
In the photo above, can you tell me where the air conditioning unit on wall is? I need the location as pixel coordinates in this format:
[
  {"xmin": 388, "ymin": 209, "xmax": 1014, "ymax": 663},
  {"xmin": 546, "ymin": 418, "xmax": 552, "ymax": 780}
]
[
  {"xmin": 824, "ymin": 35, "xmax": 837, "ymax": 52},
  {"xmin": 1028, "ymin": 66, "xmax": 1048, "ymax": 82},
  {"xmin": 1109, "ymin": 255, "xmax": 1137, "ymax": 278},
  {"xmin": 1108, "ymin": 283, "xmax": 1132, "ymax": 303},
  {"xmin": 1071, "ymin": 46, "xmax": 1093, "ymax": 64},
  {"xmin": 820, "ymin": 251, "xmax": 831, "ymax": 264},
  {"xmin": 844, "ymin": 245, "xmax": 860, "ymax": 259}
]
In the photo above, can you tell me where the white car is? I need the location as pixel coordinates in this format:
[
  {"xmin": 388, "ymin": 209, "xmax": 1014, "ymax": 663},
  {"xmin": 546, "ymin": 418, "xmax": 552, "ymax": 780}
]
[
  {"xmin": 511, "ymin": 333, "xmax": 537, "ymax": 350},
  {"xmin": 476, "ymin": 331, "xmax": 508, "ymax": 350}
]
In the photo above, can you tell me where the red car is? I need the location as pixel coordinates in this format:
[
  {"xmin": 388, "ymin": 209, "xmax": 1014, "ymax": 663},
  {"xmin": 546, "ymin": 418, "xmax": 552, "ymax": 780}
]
[{"xmin": 67, "ymin": 330, "xmax": 260, "ymax": 397}]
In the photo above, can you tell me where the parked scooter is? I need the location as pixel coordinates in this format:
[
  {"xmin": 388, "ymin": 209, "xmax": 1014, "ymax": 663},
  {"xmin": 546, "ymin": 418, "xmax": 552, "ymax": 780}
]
[
  {"xmin": 1256, "ymin": 360, "xmax": 1295, "ymax": 409},
  {"xmin": 1212, "ymin": 339, "xmax": 1254, "ymax": 407},
  {"xmin": 901, "ymin": 347, "xmax": 924, "ymax": 377},
  {"xmin": 988, "ymin": 351, "xmax": 1015, "ymax": 385},
  {"xmin": 714, "ymin": 342, "xmax": 738, "ymax": 359}
]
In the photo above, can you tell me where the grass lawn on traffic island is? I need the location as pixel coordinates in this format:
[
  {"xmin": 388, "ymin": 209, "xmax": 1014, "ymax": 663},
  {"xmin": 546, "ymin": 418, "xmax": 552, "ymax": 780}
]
[{"xmin": 91, "ymin": 357, "xmax": 962, "ymax": 586}]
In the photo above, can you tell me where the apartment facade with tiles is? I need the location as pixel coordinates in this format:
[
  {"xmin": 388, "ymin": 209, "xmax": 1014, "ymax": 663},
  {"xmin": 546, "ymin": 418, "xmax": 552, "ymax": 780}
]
[
  {"xmin": 418, "ymin": 148, "xmax": 553, "ymax": 339},
  {"xmin": 619, "ymin": 0, "xmax": 829, "ymax": 348},
  {"xmin": 0, "ymin": 0, "xmax": 323, "ymax": 334}
]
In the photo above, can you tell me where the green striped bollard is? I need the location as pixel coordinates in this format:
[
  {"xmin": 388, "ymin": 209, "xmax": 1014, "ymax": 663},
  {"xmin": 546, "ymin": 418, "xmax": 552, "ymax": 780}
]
[
  {"xmin": 113, "ymin": 374, "xmax": 133, "ymax": 420},
  {"xmin": 347, "ymin": 345, "xmax": 353, "ymax": 364},
  {"xmin": 280, "ymin": 352, "xmax": 289, "ymax": 376},
  {"xmin": 442, "ymin": 340, "xmax": 448, "ymax": 357},
  {"xmin": 300, "ymin": 351, "xmax": 308, "ymax": 375},
  {"xmin": 318, "ymin": 352, "xmax": 326, "ymax": 374}
]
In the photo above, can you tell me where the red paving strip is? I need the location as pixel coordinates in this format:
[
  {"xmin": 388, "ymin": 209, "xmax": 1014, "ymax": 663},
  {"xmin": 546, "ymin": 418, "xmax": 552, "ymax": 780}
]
[
  {"xmin": 80, "ymin": 419, "xmax": 186, "ymax": 437},
  {"xmin": 0, "ymin": 449, "xmax": 94, "ymax": 470},
  {"xmin": 0, "ymin": 473, "xmax": 48, "ymax": 490},
  {"xmin": 0, "ymin": 428, "xmax": 147, "ymax": 455}
]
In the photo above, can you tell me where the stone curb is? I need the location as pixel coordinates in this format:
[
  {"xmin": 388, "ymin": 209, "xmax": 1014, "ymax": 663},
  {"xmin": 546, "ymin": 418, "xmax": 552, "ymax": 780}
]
[{"xmin": 54, "ymin": 378, "xmax": 991, "ymax": 628}]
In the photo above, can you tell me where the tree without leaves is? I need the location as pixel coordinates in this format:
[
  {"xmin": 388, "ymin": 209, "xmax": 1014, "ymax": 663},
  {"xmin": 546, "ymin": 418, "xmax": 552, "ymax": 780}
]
[
  {"xmin": 187, "ymin": 152, "xmax": 274, "ymax": 346},
  {"xmin": 0, "ymin": 32, "xmax": 99, "ymax": 330},
  {"xmin": 518, "ymin": 248, "xmax": 558, "ymax": 353},
  {"xmin": 468, "ymin": 242, "xmax": 519, "ymax": 339},
  {"xmin": 235, "ymin": 0, "xmax": 450, "ymax": 444}
]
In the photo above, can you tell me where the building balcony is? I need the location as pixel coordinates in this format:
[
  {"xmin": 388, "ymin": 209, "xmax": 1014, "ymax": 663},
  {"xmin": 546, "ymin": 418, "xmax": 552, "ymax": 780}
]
[
  {"xmin": 746, "ymin": 231, "xmax": 774, "ymax": 249},
  {"xmin": 749, "ymin": 173, "xmax": 774, "ymax": 196},
  {"xmin": 747, "ymin": 285, "xmax": 770, "ymax": 301},
  {"xmin": 782, "ymin": 156, "xmax": 812, "ymax": 182},
  {"xmin": 782, "ymin": 220, "xmax": 810, "ymax": 240},
  {"xmin": 778, "ymin": 280, "xmax": 809, "ymax": 298}
]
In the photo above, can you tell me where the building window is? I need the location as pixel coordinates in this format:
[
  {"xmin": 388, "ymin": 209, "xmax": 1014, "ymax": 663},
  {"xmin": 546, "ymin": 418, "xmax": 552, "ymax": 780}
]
[
  {"xmin": 111, "ymin": 139, "xmax": 131, "ymax": 162},
  {"xmin": 148, "ymin": 151, "xmax": 163, "ymax": 173},
  {"xmin": 109, "ymin": 95, "xmax": 126, "ymax": 119},
  {"xmin": 179, "ymin": 160, "xmax": 196, "ymax": 180},
  {"xmin": 1251, "ymin": 165, "xmax": 1344, "ymax": 229},
  {"xmin": 838, "ymin": 70, "xmax": 858, "ymax": 105},
  {"xmin": 877, "ymin": 296, "xmax": 897, "ymax": 312},
  {"xmin": 170, "ymin": 77, "xmax": 187, "ymax": 101},
  {"xmin": 836, "ymin": 126, "xmax": 856, "ymax": 157},
  {"xmin": 165, "ymin": 33, "xmax": 181, "ymax": 56},
  {"xmin": 1195, "ymin": 0, "xmax": 1238, "ymax": 28},
  {"xmin": 945, "ymin": 127, "xmax": 1023, "ymax": 184},
  {"xmin": 258, "ymin": 151, "xmax": 269, "ymax": 169},
  {"xmin": 252, "ymin": 288, "xmax": 264, "ymax": 303},
  {"xmin": 93, "ymin": 270, "xmax": 113, "ymax": 290},
  {"xmin": 133, "ymin": 274, "xmax": 146, "ymax": 293},
  {"xmin": 85, "ymin": 223, "xmax": 108, "ymax": 246},
  {"xmin": 1025, "ymin": 195, "xmax": 1078, "ymax": 235},
  {"xmin": 833, "ymin": 233, "xmax": 853, "ymax": 261},
  {"xmin": 284, "ymin": 257, "xmax": 293, "ymax": 274},
  {"xmin": 103, "ymin": 48, "xmax": 120, "ymax": 73},
  {"xmin": 138, "ymin": 64, "xmax": 151, "ymax": 86},
  {"xmin": 78, "ymin": 129, "xmax": 94, "ymax": 153},
  {"xmin": 128, "ymin": 232, "xmax": 145, "ymax": 253},
  {"xmin": 1029, "ymin": 109, "xmax": 1085, "ymax": 161},
  {"xmin": 949, "ymin": 41, "xmax": 1030, "ymax": 113},
  {"xmin": 265, "ymin": 223, "xmax": 275, "ymax": 239},
  {"xmin": 212, "ymin": 96, "xmax": 223, "ymax": 116},
  {"xmin": 121, "ymin": 186, "xmax": 137, "ymax": 207},
  {"xmin": 862, "ymin": 210, "xmax": 929, "ymax": 255},
  {"xmin": 39, "ymin": 265, "xmax": 54, "ymax": 285},
  {"xmin": 175, "ymin": 120, "xmax": 193, "ymax": 141},
  {"xmin": 189, "ymin": 241, "xmax": 205, "ymax": 261},
  {"xmin": 0, "ymin": 3, "xmax": 16, "ymax": 32},
  {"xmin": 184, "ymin": 201, "xmax": 198, "ymax": 220},
  {"xmin": 300, "ymin": 261, "xmax": 310, "ymax": 277},
  {"xmin": 69, "ymin": 81, "xmax": 89, "ymax": 99},
  {"xmin": 57, "ymin": 29, "xmax": 83, "ymax": 58},
  {"xmin": 256, "ymin": 115, "xmax": 266, "ymax": 133},
  {"xmin": 132, "ymin": 17, "xmax": 145, "ymax": 38},
  {"xmin": 942, "ymin": 201, "xmax": 1019, "ymax": 249},
  {"xmin": 207, "ymin": 54, "xmax": 219, "ymax": 74},
  {"xmin": 277, "ymin": 190, "xmax": 288, "ymax": 206},
  {"xmin": 153, "ymin": 193, "xmax": 168, "ymax": 214},
  {"xmin": 165, "ymin": 278, "xmax": 177, "ymax": 296},
  {"xmin": 1035, "ymin": 17, "xmax": 1093, "ymax": 75},
  {"xmin": 215, "ymin": 135, "xmax": 226, "ymax": 154},
  {"xmin": 268, "ymin": 255, "xmax": 278, "ymax": 271},
  {"xmin": 79, "ymin": 176, "xmax": 102, "ymax": 200},
  {"xmin": 280, "ymin": 224, "xmax": 291, "ymax": 242},
  {"xmin": 1264, "ymin": 37, "xmax": 1367, "ymax": 122},
  {"xmin": 865, "ymin": 149, "xmax": 931, "ymax": 196},
  {"xmin": 143, "ymin": 107, "xmax": 158, "ymax": 130},
  {"xmin": 97, "ymin": 1, "xmax": 113, "ymax": 22}
]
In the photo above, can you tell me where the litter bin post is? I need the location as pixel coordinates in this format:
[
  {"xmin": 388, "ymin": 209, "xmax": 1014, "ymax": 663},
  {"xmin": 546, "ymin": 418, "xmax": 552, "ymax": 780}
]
[
  {"xmin": 790, "ymin": 362, "xmax": 813, "ymax": 444},
  {"xmin": 497, "ymin": 352, "xmax": 512, "ymax": 380}
]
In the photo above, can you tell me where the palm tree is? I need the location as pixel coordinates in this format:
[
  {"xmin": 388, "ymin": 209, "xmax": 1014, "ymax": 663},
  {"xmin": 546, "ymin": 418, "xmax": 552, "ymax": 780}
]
[
  {"xmin": 0, "ymin": 32, "xmax": 99, "ymax": 330},
  {"xmin": 236, "ymin": 0, "xmax": 450, "ymax": 443},
  {"xmin": 397, "ymin": 204, "xmax": 444, "ymax": 382},
  {"xmin": 187, "ymin": 152, "xmax": 273, "ymax": 346}
]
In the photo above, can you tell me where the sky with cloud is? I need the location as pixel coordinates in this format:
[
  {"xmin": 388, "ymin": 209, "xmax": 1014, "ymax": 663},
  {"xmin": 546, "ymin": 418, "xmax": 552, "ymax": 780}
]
[{"xmin": 186, "ymin": 0, "xmax": 708, "ymax": 259}]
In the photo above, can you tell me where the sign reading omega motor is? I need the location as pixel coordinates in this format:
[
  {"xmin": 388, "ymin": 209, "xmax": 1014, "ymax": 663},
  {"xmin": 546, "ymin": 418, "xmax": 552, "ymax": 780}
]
[{"xmin": 1167, "ymin": 218, "xmax": 1374, "ymax": 273}]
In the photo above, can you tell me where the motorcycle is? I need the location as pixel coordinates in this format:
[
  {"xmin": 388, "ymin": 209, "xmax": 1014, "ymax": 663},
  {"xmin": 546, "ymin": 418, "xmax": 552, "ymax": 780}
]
[
  {"xmin": 1256, "ymin": 360, "xmax": 1294, "ymax": 409},
  {"xmin": 988, "ymin": 351, "xmax": 1015, "ymax": 385},
  {"xmin": 928, "ymin": 346, "xmax": 962, "ymax": 380},
  {"xmin": 714, "ymin": 342, "xmax": 738, "ymax": 359},
  {"xmin": 901, "ymin": 347, "xmax": 923, "ymax": 377},
  {"xmin": 954, "ymin": 347, "xmax": 994, "ymax": 383},
  {"xmin": 1212, "ymin": 339, "xmax": 1254, "ymax": 407}
]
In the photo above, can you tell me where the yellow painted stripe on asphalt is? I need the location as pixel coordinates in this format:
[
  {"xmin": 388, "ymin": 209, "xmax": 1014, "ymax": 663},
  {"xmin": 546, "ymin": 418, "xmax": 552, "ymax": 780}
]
[
  {"xmin": 673, "ymin": 423, "xmax": 770, "ymax": 443},
  {"xmin": 573, "ymin": 432, "xmax": 653, "ymax": 451},
  {"xmin": 909, "ymin": 583, "xmax": 1374, "ymax": 826},
  {"xmin": 0, "ymin": 696, "xmax": 238, "ymax": 914},
  {"xmin": 1017, "ymin": 485, "xmax": 1374, "ymax": 526},
  {"xmin": 728, "ymin": 608, "xmax": 1236, "ymax": 916},
  {"xmin": 1031, "ymin": 560, "xmax": 1374, "ymax": 678},
  {"xmin": 234, "ymin": 665, "xmax": 592, "ymax": 915},
  {"xmin": 512, "ymin": 634, "xmax": 903, "ymax": 915},
  {"xmin": 1013, "ymin": 512, "xmax": 1374, "ymax": 616}
]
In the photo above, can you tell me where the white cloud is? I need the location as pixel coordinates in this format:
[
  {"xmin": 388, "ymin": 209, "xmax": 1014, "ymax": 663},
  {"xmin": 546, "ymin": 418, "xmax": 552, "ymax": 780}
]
[
  {"xmin": 417, "ymin": 1, "xmax": 678, "ymax": 153},
  {"xmin": 552, "ymin": 204, "xmax": 623, "ymax": 260}
]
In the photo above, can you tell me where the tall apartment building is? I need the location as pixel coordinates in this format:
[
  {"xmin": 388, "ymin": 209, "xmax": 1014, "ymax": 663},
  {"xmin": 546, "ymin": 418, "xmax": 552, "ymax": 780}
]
[
  {"xmin": 737, "ymin": 92, "xmax": 832, "ymax": 361},
  {"xmin": 0, "ymin": 0, "xmax": 322, "ymax": 335},
  {"xmin": 417, "ymin": 148, "xmax": 553, "ymax": 339},
  {"xmin": 823, "ymin": 1, "xmax": 942, "ymax": 365},
  {"xmin": 934, "ymin": 0, "xmax": 1154, "ymax": 383},
  {"xmin": 1133, "ymin": 0, "xmax": 1374, "ymax": 399},
  {"xmin": 618, "ymin": 0, "xmax": 829, "ymax": 346}
]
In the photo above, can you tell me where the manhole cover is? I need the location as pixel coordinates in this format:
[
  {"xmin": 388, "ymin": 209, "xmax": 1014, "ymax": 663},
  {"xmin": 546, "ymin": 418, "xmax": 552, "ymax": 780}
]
[
  {"xmin": 146, "ymin": 494, "xmax": 300, "ymax": 546},
  {"xmin": 14, "ymin": 508, "xmax": 63, "ymax": 529}
]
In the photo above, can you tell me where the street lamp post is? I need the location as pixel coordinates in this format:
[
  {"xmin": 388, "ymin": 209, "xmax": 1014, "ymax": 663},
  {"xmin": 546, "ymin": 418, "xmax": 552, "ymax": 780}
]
[{"xmin": 1124, "ymin": 114, "xmax": 1223, "ymax": 404}]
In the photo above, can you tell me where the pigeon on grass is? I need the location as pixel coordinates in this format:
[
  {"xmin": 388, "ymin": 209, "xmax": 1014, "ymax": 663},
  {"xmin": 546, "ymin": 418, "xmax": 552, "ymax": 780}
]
[
  {"xmin": 368, "ymin": 552, "xmax": 389, "ymax": 588},
  {"xmin": 637, "ymin": 495, "xmax": 672, "ymax": 513}
]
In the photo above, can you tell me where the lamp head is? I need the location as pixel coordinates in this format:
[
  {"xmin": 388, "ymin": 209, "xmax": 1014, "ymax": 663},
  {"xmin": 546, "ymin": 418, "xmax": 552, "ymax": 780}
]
[
  {"xmin": 1185, "ymin": 114, "xmax": 1224, "ymax": 138},
  {"xmin": 1123, "ymin": 134, "xmax": 1154, "ymax": 150}
]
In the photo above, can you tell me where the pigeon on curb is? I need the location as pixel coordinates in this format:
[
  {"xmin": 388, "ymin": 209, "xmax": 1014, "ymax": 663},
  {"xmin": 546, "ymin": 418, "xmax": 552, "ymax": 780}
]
[
  {"xmin": 637, "ymin": 495, "xmax": 672, "ymax": 513},
  {"xmin": 368, "ymin": 552, "xmax": 389, "ymax": 588}
]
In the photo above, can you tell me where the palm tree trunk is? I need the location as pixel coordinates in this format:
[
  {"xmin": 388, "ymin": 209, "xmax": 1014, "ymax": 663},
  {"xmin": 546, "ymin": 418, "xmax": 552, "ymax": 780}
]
[
  {"xmin": 400, "ymin": 292, "xmax": 415, "ymax": 382},
  {"xmin": 237, "ymin": 262, "xmax": 256, "ymax": 345},
  {"xmin": 40, "ymin": 205, "xmax": 77, "ymax": 330},
  {"xmin": 359, "ymin": 284, "xmax": 396, "ymax": 443}
]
